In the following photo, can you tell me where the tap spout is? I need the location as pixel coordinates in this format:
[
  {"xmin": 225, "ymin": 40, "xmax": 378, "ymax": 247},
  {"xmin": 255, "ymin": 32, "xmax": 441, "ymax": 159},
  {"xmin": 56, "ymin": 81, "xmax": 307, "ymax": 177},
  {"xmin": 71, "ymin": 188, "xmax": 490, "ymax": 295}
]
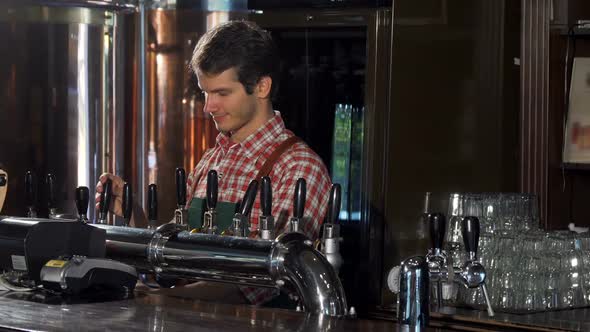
[{"xmin": 270, "ymin": 232, "xmax": 348, "ymax": 317}]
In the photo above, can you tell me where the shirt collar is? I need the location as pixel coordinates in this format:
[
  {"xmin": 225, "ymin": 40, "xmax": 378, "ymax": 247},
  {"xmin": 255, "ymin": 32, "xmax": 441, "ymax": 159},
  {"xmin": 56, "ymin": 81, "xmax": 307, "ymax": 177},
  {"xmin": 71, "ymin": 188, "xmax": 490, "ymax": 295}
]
[{"xmin": 215, "ymin": 111, "xmax": 286, "ymax": 159}]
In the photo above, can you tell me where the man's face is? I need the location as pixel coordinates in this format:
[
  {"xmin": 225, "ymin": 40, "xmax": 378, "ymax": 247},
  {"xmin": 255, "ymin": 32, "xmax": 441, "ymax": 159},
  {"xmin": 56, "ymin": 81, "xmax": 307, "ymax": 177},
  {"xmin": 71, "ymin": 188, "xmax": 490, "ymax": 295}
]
[{"xmin": 196, "ymin": 68, "xmax": 259, "ymax": 140}]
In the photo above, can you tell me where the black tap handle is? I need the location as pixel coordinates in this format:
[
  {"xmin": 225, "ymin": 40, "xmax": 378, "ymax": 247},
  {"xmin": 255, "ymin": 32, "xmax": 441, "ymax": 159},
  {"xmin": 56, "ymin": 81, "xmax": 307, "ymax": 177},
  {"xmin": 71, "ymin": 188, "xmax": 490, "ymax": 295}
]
[
  {"xmin": 428, "ymin": 213, "xmax": 447, "ymax": 251},
  {"xmin": 293, "ymin": 178, "xmax": 306, "ymax": 219},
  {"xmin": 175, "ymin": 168, "xmax": 186, "ymax": 207},
  {"xmin": 24, "ymin": 170, "xmax": 36, "ymax": 207},
  {"xmin": 260, "ymin": 176, "xmax": 272, "ymax": 217},
  {"xmin": 238, "ymin": 180, "xmax": 258, "ymax": 216},
  {"xmin": 75, "ymin": 186, "xmax": 89, "ymax": 216},
  {"xmin": 326, "ymin": 184, "xmax": 341, "ymax": 224},
  {"xmin": 206, "ymin": 170, "xmax": 218, "ymax": 210},
  {"xmin": 462, "ymin": 216, "xmax": 480, "ymax": 256},
  {"xmin": 99, "ymin": 179, "xmax": 112, "ymax": 216},
  {"xmin": 148, "ymin": 184, "xmax": 158, "ymax": 221},
  {"xmin": 46, "ymin": 174, "xmax": 56, "ymax": 209},
  {"xmin": 122, "ymin": 182, "xmax": 132, "ymax": 220}
]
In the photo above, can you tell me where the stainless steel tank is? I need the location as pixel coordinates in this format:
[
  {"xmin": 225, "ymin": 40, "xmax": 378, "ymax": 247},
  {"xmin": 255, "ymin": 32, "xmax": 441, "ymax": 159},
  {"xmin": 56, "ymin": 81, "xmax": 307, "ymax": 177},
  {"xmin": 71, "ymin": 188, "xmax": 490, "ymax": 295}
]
[{"xmin": 0, "ymin": 0, "xmax": 134, "ymax": 220}]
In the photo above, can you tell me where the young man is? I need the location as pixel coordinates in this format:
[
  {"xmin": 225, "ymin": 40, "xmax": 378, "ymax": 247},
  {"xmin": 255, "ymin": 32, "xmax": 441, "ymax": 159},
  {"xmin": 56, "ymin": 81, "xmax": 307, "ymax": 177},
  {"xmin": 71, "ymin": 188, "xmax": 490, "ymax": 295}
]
[{"xmin": 96, "ymin": 21, "xmax": 332, "ymax": 305}]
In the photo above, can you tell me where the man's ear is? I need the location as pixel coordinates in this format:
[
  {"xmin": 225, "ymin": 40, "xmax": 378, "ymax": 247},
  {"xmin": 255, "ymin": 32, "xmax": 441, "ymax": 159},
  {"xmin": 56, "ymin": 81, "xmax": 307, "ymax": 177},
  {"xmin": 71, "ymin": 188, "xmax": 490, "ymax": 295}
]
[{"xmin": 255, "ymin": 76, "xmax": 272, "ymax": 99}]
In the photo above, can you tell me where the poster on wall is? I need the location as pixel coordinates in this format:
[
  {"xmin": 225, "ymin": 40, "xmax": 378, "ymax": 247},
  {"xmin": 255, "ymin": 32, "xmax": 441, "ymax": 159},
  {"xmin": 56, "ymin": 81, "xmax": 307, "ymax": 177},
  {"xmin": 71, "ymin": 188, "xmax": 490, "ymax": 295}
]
[{"xmin": 564, "ymin": 57, "xmax": 590, "ymax": 164}]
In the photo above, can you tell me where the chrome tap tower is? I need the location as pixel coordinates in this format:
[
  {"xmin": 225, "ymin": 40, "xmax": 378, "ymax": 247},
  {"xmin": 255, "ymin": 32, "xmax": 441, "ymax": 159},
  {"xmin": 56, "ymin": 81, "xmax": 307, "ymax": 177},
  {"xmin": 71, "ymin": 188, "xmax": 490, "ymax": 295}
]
[{"xmin": 396, "ymin": 214, "xmax": 494, "ymax": 328}]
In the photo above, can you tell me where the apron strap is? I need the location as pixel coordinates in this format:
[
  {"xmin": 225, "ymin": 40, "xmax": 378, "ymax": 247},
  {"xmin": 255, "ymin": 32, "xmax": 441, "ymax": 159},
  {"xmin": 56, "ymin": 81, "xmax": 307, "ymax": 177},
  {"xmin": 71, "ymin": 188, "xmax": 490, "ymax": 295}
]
[
  {"xmin": 255, "ymin": 136, "xmax": 301, "ymax": 182},
  {"xmin": 250, "ymin": 136, "xmax": 301, "ymax": 238}
]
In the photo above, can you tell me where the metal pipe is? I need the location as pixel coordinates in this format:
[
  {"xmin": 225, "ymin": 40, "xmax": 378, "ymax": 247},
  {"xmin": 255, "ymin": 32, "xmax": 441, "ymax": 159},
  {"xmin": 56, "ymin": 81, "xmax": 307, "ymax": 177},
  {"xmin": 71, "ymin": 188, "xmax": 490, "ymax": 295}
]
[
  {"xmin": 0, "ymin": 217, "xmax": 348, "ymax": 315},
  {"xmin": 92, "ymin": 224, "xmax": 348, "ymax": 316},
  {"xmin": 137, "ymin": 0, "xmax": 147, "ymax": 211},
  {"xmin": 96, "ymin": 224, "xmax": 154, "ymax": 272},
  {"xmin": 271, "ymin": 233, "xmax": 348, "ymax": 316},
  {"xmin": 0, "ymin": 216, "xmax": 348, "ymax": 317},
  {"xmin": 161, "ymin": 232, "xmax": 272, "ymax": 276},
  {"xmin": 3, "ymin": 0, "xmax": 136, "ymax": 11}
]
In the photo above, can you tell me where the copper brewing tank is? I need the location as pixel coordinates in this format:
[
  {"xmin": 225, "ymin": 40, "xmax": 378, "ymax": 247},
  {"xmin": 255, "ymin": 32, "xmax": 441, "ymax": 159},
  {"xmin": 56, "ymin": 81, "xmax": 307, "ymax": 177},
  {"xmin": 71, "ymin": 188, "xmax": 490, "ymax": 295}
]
[{"xmin": 129, "ymin": 4, "xmax": 247, "ymax": 221}]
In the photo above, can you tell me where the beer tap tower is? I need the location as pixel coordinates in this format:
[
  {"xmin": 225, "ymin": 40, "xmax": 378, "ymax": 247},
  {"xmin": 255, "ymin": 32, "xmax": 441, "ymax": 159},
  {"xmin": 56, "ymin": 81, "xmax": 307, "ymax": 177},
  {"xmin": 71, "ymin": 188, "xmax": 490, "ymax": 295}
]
[
  {"xmin": 0, "ymin": 170, "xmax": 350, "ymax": 317},
  {"xmin": 395, "ymin": 214, "xmax": 494, "ymax": 328}
]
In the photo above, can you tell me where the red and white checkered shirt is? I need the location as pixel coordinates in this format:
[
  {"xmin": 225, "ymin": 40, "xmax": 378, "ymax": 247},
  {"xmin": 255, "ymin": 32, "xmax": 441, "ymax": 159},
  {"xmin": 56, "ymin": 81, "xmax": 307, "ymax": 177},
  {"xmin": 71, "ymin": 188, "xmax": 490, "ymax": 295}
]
[{"xmin": 185, "ymin": 112, "xmax": 332, "ymax": 304}]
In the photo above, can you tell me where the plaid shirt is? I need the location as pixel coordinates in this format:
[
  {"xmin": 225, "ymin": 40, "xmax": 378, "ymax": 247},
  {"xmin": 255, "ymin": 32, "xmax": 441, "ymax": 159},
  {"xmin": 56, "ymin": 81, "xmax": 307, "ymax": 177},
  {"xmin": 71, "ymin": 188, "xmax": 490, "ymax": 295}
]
[{"xmin": 185, "ymin": 112, "xmax": 332, "ymax": 304}]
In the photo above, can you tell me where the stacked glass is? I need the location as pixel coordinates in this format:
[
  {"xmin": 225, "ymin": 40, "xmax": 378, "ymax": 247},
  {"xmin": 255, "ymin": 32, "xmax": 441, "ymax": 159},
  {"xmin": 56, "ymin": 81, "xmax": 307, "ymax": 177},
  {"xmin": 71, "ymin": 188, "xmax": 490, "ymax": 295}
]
[{"xmin": 439, "ymin": 192, "xmax": 590, "ymax": 312}]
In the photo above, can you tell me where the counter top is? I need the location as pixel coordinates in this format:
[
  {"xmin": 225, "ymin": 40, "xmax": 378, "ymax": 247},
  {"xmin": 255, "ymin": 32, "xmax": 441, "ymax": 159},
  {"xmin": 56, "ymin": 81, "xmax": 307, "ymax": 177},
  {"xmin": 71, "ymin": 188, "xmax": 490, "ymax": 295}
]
[
  {"xmin": 433, "ymin": 306, "xmax": 590, "ymax": 332},
  {"xmin": 373, "ymin": 305, "xmax": 590, "ymax": 332},
  {"xmin": 0, "ymin": 289, "xmax": 448, "ymax": 332}
]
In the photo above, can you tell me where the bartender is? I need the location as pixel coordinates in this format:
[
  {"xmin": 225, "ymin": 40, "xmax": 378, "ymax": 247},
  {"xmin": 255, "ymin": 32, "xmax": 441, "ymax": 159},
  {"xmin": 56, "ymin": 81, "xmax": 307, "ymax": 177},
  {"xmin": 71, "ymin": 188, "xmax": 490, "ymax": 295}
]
[{"xmin": 95, "ymin": 20, "xmax": 332, "ymax": 305}]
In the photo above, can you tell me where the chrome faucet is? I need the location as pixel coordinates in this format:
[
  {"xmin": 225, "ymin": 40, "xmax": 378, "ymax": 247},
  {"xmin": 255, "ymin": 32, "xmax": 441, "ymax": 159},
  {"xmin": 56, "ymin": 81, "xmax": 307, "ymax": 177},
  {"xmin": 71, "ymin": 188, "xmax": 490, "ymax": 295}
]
[
  {"xmin": 396, "ymin": 214, "xmax": 494, "ymax": 328},
  {"xmin": 318, "ymin": 184, "xmax": 343, "ymax": 274}
]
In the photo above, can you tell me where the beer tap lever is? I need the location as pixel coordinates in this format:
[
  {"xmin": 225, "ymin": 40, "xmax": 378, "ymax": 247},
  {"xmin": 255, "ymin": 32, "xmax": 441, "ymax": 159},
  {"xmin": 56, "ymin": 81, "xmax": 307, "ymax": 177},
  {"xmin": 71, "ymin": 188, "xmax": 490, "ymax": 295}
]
[
  {"xmin": 395, "ymin": 215, "xmax": 494, "ymax": 329},
  {"xmin": 97, "ymin": 179, "xmax": 112, "ymax": 224},
  {"xmin": 459, "ymin": 216, "xmax": 494, "ymax": 317},
  {"xmin": 231, "ymin": 180, "xmax": 258, "ymax": 237},
  {"xmin": 429, "ymin": 213, "xmax": 446, "ymax": 257},
  {"xmin": 46, "ymin": 174, "xmax": 57, "ymax": 218},
  {"xmin": 261, "ymin": 176, "xmax": 272, "ymax": 217},
  {"xmin": 238, "ymin": 180, "xmax": 258, "ymax": 217},
  {"xmin": 25, "ymin": 170, "xmax": 37, "ymax": 218},
  {"xmin": 202, "ymin": 170, "xmax": 218, "ymax": 234},
  {"xmin": 320, "ymin": 184, "xmax": 343, "ymax": 273},
  {"xmin": 426, "ymin": 212, "xmax": 447, "ymax": 308},
  {"xmin": 147, "ymin": 184, "xmax": 158, "ymax": 230},
  {"xmin": 289, "ymin": 178, "xmax": 306, "ymax": 233},
  {"xmin": 207, "ymin": 169, "xmax": 218, "ymax": 211},
  {"xmin": 174, "ymin": 168, "xmax": 188, "ymax": 230},
  {"xmin": 326, "ymin": 183, "xmax": 341, "ymax": 225},
  {"xmin": 75, "ymin": 186, "xmax": 89, "ymax": 223},
  {"xmin": 122, "ymin": 182, "xmax": 132, "ymax": 227},
  {"xmin": 259, "ymin": 176, "xmax": 274, "ymax": 240},
  {"xmin": 176, "ymin": 168, "xmax": 186, "ymax": 209},
  {"xmin": 462, "ymin": 216, "xmax": 480, "ymax": 261}
]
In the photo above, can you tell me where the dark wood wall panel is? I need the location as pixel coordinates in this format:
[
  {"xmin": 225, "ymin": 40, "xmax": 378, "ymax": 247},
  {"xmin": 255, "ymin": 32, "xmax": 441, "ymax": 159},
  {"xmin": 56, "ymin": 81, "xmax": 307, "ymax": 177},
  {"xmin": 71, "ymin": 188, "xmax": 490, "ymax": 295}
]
[{"xmin": 522, "ymin": 0, "xmax": 590, "ymax": 229}]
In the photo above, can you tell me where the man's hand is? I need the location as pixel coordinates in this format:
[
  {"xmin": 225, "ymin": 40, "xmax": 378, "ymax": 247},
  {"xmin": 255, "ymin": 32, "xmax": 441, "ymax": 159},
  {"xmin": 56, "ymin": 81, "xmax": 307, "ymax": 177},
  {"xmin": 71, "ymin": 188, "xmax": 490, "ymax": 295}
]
[{"xmin": 95, "ymin": 173, "xmax": 125, "ymax": 217}]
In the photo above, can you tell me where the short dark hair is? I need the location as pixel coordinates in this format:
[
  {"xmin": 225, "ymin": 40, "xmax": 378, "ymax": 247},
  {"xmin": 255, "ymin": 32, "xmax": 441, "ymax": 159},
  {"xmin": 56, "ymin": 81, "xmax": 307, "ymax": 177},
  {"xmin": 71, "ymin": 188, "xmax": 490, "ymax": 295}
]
[{"xmin": 190, "ymin": 21, "xmax": 279, "ymax": 99}]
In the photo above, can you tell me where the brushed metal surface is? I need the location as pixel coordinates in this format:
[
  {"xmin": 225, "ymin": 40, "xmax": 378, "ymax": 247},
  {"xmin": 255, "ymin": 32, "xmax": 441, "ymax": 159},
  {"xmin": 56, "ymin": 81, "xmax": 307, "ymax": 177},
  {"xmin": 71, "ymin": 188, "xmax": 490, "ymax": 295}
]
[{"xmin": 0, "ymin": 3, "xmax": 129, "ymax": 221}]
